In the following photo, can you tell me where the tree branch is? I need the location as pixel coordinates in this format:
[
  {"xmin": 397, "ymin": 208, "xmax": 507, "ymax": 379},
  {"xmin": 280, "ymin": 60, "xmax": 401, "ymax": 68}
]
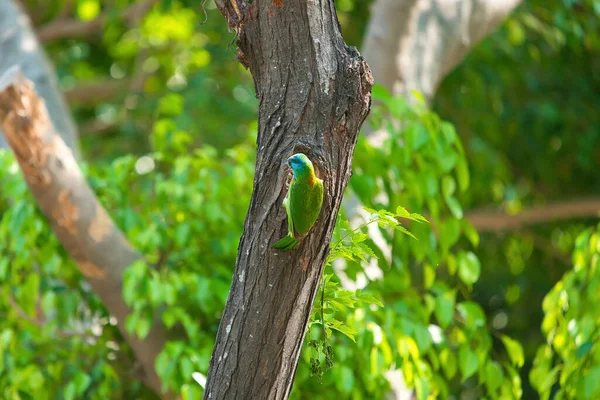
[
  {"xmin": 64, "ymin": 78, "xmax": 131, "ymax": 104},
  {"xmin": 362, "ymin": 0, "xmax": 522, "ymax": 104},
  {"xmin": 37, "ymin": 0, "xmax": 159, "ymax": 42},
  {"xmin": 1, "ymin": 0, "xmax": 80, "ymax": 155},
  {"xmin": 63, "ymin": 74, "xmax": 148, "ymax": 105},
  {"xmin": 0, "ymin": 67, "xmax": 171, "ymax": 399},
  {"xmin": 466, "ymin": 198, "xmax": 600, "ymax": 232}
]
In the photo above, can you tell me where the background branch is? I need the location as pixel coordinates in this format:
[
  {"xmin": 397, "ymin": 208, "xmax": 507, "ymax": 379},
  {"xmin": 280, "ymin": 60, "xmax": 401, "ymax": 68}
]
[
  {"xmin": 0, "ymin": 0, "xmax": 79, "ymax": 154},
  {"xmin": 466, "ymin": 198, "xmax": 600, "ymax": 232},
  {"xmin": 0, "ymin": 67, "xmax": 171, "ymax": 399},
  {"xmin": 63, "ymin": 73, "xmax": 148, "ymax": 105},
  {"xmin": 37, "ymin": 0, "xmax": 159, "ymax": 42},
  {"xmin": 362, "ymin": 0, "xmax": 523, "ymax": 105}
]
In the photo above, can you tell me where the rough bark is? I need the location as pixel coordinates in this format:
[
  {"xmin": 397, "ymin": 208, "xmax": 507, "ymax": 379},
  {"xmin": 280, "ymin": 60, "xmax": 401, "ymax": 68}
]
[
  {"xmin": 0, "ymin": 0, "xmax": 79, "ymax": 155},
  {"xmin": 362, "ymin": 0, "xmax": 522, "ymax": 105},
  {"xmin": 0, "ymin": 68, "xmax": 170, "ymax": 399},
  {"xmin": 204, "ymin": 0, "xmax": 372, "ymax": 398}
]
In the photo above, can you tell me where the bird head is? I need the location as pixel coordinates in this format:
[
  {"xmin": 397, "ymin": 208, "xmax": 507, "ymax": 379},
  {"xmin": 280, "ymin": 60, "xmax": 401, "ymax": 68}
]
[{"xmin": 286, "ymin": 153, "xmax": 313, "ymax": 175}]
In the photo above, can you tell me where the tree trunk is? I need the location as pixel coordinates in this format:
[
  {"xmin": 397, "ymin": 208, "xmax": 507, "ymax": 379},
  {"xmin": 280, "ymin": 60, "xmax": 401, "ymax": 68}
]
[
  {"xmin": 362, "ymin": 0, "xmax": 522, "ymax": 104},
  {"xmin": 0, "ymin": 0, "xmax": 79, "ymax": 156},
  {"xmin": 204, "ymin": 1, "xmax": 372, "ymax": 398}
]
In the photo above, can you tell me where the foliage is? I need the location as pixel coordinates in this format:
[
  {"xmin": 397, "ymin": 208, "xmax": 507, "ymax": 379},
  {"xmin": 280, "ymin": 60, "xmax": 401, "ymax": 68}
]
[
  {"xmin": 306, "ymin": 208, "xmax": 425, "ymax": 377},
  {"xmin": 28, "ymin": 0, "xmax": 258, "ymax": 160},
  {"xmin": 434, "ymin": 1, "xmax": 600, "ymax": 396},
  {"xmin": 291, "ymin": 88, "xmax": 525, "ymax": 399},
  {"xmin": 0, "ymin": 88, "xmax": 522, "ymax": 399},
  {"xmin": 1, "ymin": 0, "xmax": 599, "ymax": 398},
  {"xmin": 530, "ymin": 224, "xmax": 600, "ymax": 400},
  {"xmin": 0, "ymin": 134, "xmax": 254, "ymax": 397}
]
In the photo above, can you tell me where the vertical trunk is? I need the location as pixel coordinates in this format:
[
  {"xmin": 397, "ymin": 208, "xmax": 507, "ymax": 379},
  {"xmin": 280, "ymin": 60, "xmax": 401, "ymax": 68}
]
[{"xmin": 204, "ymin": 0, "xmax": 372, "ymax": 398}]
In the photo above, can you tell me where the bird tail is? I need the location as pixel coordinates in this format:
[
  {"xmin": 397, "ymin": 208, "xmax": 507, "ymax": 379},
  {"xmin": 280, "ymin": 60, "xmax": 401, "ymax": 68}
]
[{"xmin": 273, "ymin": 233, "xmax": 300, "ymax": 251}]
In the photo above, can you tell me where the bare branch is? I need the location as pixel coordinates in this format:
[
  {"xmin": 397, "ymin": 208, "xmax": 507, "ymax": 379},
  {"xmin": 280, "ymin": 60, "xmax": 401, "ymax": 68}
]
[
  {"xmin": 0, "ymin": 67, "xmax": 171, "ymax": 399},
  {"xmin": 79, "ymin": 118, "xmax": 118, "ymax": 136},
  {"xmin": 64, "ymin": 79, "xmax": 131, "ymax": 104},
  {"xmin": 466, "ymin": 198, "xmax": 600, "ymax": 232},
  {"xmin": 37, "ymin": 0, "xmax": 159, "ymax": 42}
]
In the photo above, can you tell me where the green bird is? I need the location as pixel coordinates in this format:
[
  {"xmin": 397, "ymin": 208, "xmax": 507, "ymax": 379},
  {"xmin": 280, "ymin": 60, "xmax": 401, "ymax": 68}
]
[{"xmin": 273, "ymin": 153, "xmax": 324, "ymax": 251}]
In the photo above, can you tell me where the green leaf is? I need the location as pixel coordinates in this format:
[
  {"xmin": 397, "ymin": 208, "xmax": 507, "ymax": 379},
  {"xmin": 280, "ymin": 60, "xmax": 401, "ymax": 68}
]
[
  {"xmin": 175, "ymin": 223, "xmax": 191, "ymax": 246},
  {"xmin": 414, "ymin": 375, "xmax": 430, "ymax": 400},
  {"xmin": 441, "ymin": 122, "xmax": 457, "ymax": 144},
  {"xmin": 579, "ymin": 366, "xmax": 600, "ymax": 399},
  {"xmin": 435, "ymin": 292, "xmax": 455, "ymax": 328},
  {"xmin": 397, "ymin": 336, "xmax": 420, "ymax": 360},
  {"xmin": 181, "ymin": 384, "xmax": 204, "ymax": 400},
  {"xmin": 22, "ymin": 273, "xmax": 40, "ymax": 315},
  {"xmin": 458, "ymin": 251, "xmax": 481, "ymax": 286},
  {"xmin": 445, "ymin": 196, "xmax": 463, "ymax": 219},
  {"xmin": 485, "ymin": 360, "xmax": 504, "ymax": 392},
  {"xmin": 395, "ymin": 206, "xmax": 411, "ymax": 218},
  {"xmin": 73, "ymin": 372, "xmax": 92, "ymax": 394},
  {"xmin": 395, "ymin": 224, "xmax": 418, "ymax": 240},
  {"xmin": 155, "ymin": 351, "xmax": 171, "ymax": 382},
  {"xmin": 357, "ymin": 293, "xmax": 384, "ymax": 307},
  {"xmin": 77, "ymin": 0, "xmax": 100, "ymax": 21},
  {"xmin": 501, "ymin": 335, "xmax": 525, "ymax": 367},
  {"xmin": 456, "ymin": 158, "xmax": 470, "ymax": 191},
  {"xmin": 424, "ymin": 263, "xmax": 435, "ymax": 289},
  {"xmin": 457, "ymin": 301, "xmax": 486, "ymax": 329},
  {"xmin": 125, "ymin": 313, "xmax": 138, "ymax": 335},
  {"xmin": 440, "ymin": 348, "xmax": 457, "ymax": 379},
  {"xmin": 159, "ymin": 93, "xmax": 185, "ymax": 116},
  {"xmin": 459, "ymin": 345, "xmax": 479, "ymax": 380},
  {"xmin": 447, "ymin": 254, "xmax": 457, "ymax": 276},
  {"xmin": 0, "ymin": 258, "xmax": 9, "ymax": 279},
  {"xmin": 180, "ymin": 358, "xmax": 194, "ymax": 378},
  {"xmin": 409, "ymin": 89, "xmax": 426, "ymax": 105},
  {"xmin": 327, "ymin": 319, "xmax": 357, "ymax": 342},
  {"xmin": 337, "ymin": 366, "xmax": 355, "ymax": 393},
  {"xmin": 160, "ymin": 0, "xmax": 173, "ymax": 11},
  {"xmin": 64, "ymin": 382, "xmax": 76, "ymax": 400},
  {"xmin": 411, "ymin": 125, "xmax": 430, "ymax": 150},
  {"xmin": 136, "ymin": 316, "xmax": 152, "ymax": 339},
  {"xmin": 461, "ymin": 220, "xmax": 480, "ymax": 248},
  {"xmin": 414, "ymin": 324, "xmax": 432, "ymax": 353},
  {"xmin": 395, "ymin": 207, "xmax": 429, "ymax": 224},
  {"xmin": 577, "ymin": 341, "xmax": 593, "ymax": 359},
  {"xmin": 371, "ymin": 84, "xmax": 392, "ymax": 103},
  {"xmin": 442, "ymin": 175, "xmax": 456, "ymax": 199},
  {"xmin": 439, "ymin": 218, "xmax": 461, "ymax": 253}
]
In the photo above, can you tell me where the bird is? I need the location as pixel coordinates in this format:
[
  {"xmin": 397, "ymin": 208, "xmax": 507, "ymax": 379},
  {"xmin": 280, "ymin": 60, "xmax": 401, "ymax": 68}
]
[{"xmin": 273, "ymin": 153, "xmax": 324, "ymax": 251}]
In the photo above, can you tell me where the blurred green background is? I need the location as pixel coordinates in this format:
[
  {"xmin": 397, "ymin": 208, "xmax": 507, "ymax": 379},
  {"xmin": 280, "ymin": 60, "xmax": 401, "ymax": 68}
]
[{"xmin": 0, "ymin": 0, "xmax": 599, "ymax": 399}]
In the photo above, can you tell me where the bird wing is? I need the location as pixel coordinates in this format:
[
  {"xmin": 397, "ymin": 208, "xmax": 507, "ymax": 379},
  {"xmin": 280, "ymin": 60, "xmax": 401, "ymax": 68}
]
[
  {"xmin": 290, "ymin": 177, "xmax": 323, "ymax": 236},
  {"xmin": 284, "ymin": 176, "xmax": 295, "ymax": 237}
]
